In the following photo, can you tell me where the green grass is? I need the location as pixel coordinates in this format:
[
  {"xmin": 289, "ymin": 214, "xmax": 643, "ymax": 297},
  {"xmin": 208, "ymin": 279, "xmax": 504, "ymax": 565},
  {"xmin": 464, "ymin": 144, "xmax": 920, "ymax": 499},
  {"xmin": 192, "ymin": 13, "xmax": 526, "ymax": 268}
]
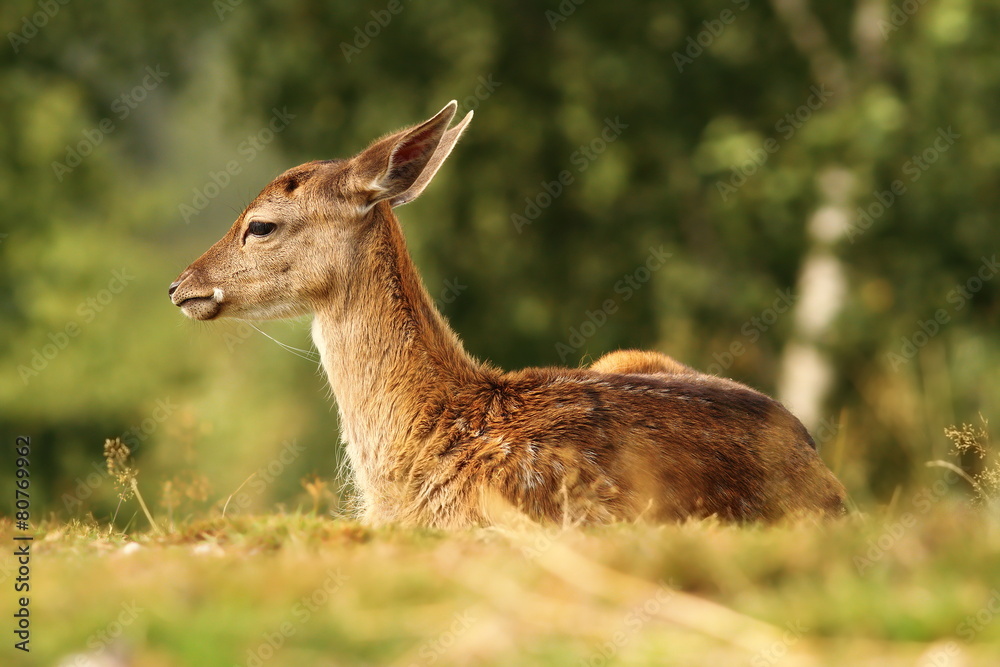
[{"xmin": 5, "ymin": 501, "xmax": 1000, "ymax": 666}]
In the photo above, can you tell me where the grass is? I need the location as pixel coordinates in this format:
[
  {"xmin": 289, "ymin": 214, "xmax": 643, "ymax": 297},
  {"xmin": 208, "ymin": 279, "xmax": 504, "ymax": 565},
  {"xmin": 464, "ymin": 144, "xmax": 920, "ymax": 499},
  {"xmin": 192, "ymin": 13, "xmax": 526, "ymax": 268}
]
[
  {"xmin": 5, "ymin": 419, "xmax": 997, "ymax": 666},
  {"xmin": 4, "ymin": 502, "xmax": 1000, "ymax": 667}
]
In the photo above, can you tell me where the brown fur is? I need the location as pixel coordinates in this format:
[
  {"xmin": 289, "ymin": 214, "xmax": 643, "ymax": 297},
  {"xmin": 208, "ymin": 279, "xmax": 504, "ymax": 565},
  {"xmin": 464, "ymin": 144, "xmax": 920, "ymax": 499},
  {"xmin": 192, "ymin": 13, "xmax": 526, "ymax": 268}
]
[
  {"xmin": 170, "ymin": 102, "xmax": 846, "ymax": 528},
  {"xmin": 589, "ymin": 349, "xmax": 697, "ymax": 376}
]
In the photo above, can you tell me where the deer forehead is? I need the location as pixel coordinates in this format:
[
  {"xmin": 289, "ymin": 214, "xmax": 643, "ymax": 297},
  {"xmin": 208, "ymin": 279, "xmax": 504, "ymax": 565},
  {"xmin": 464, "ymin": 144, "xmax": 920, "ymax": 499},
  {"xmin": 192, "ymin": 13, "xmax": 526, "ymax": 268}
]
[
  {"xmin": 242, "ymin": 196, "xmax": 299, "ymax": 223},
  {"xmin": 248, "ymin": 159, "xmax": 359, "ymax": 217}
]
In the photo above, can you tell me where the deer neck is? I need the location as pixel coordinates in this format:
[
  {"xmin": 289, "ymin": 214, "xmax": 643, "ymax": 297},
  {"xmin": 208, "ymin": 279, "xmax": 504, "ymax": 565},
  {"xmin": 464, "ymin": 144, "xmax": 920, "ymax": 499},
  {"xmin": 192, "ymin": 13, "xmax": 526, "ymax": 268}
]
[{"xmin": 310, "ymin": 202, "xmax": 478, "ymax": 511}]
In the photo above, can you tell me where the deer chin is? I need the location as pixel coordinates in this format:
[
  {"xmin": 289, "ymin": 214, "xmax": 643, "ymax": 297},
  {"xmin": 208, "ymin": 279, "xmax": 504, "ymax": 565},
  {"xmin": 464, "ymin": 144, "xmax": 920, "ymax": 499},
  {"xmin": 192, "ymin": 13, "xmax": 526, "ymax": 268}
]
[{"xmin": 212, "ymin": 300, "xmax": 310, "ymax": 322}]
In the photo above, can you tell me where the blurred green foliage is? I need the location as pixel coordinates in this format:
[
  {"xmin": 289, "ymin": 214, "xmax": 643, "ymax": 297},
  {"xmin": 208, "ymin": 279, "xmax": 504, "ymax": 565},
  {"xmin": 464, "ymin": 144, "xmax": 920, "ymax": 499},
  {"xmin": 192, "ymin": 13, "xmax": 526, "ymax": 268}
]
[{"xmin": 1, "ymin": 0, "xmax": 997, "ymax": 519}]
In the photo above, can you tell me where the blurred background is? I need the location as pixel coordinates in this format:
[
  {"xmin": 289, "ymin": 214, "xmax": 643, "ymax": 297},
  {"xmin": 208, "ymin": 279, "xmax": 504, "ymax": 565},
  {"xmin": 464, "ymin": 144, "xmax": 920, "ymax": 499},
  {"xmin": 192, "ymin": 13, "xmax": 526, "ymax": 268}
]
[{"xmin": 1, "ymin": 0, "xmax": 997, "ymax": 522}]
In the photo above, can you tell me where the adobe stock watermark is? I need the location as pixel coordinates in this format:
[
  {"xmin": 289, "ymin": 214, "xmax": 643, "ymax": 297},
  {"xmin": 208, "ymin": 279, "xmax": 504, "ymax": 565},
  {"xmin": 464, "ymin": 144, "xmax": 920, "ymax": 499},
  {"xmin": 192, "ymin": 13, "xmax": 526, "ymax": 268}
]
[
  {"xmin": 512, "ymin": 116, "xmax": 628, "ymax": 233},
  {"xmin": 879, "ymin": 0, "xmax": 930, "ymax": 40},
  {"xmin": 457, "ymin": 74, "xmax": 502, "ymax": 114},
  {"xmin": 885, "ymin": 254, "xmax": 998, "ymax": 371},
  {"xmin": 847, "ymin": 126, "xmax": 959, "ymax": 243},
  {"xmin": 672, "ymin": 0, "xmax": 750, "ymax": 73},
  {"xmin": 406, "ymin": 608, "xmax": 477, "ymax": 667},
  {"xmin": 18, "ymin": 268, "xmax": 135, "ymax": 385},
  {"xmin": 921, "ymin": 589, "xmax": 1000, "ymax": 666},
  {"xmin": 432, "ymin": 277, "xmax": 468, "ymax": 311},
  {"xmin": 854, "ymin": 466, "xmax": 961, "ymax": 574},
  {"xmin": 516, "ymin": 522, "xmax": 567, "ymax": 562},
  {"xmin": 750, "ymin": 620, "xmax": 809, "ymax": 667},
  {"xmin": 577, "ymin": 582, "xmax": 675, "ymax": 667},
  {"xmin": 61, "ymin": 398, "xmax": 178, "ymax": 513},
  {"xmin": 223, "ymin": 439, "xmax": 307, "ymax": 517},
  {"xmin": 51, "ymin": 66, "xmax": 169, "ymax": 181},
  {"xmin": 810, "ymin": 415, "xmax": 841, "ymax": 450},
  {"xmin": 705, "ymin": 288, "xmax": 797, "ymax": 376},
  {"xmin": 7, "ymin": 0, "xmax": 71, "ymax": 54},
  {"xmin": 213, "ymin": 0, "xmax": 244, "ymax": 21},
  {"xmin": 340, "ymin": 0, "xmax": 406, "ymax": 63},
  {"xmin": 545, "ymin": 0, "xmax": 587, "ymax": 30},
  {"xmin": 555, "ymin": 245, "xmax": 671, "ymax": 362},
  {"xmin": 240, "ymin": 568, "xmax": 349, "ymax": 667},
  {"xmin": 179, "ymin": 107, "xmax": 295, "ymax": 224},
  {"xmin": 62, "ymin": 601, "xmax": 144, "ymax": 667},
  {"xmin": 717, "ymin": 84, "xmax": 833, "ymax": 201}
]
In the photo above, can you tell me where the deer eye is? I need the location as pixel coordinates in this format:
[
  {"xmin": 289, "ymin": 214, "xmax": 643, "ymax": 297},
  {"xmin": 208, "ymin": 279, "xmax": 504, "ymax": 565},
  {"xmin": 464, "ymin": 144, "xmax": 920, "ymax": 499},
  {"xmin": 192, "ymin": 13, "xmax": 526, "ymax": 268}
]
[{"xmin": 247, "ymin": 221, "xmax": 277, "ymax": 238}]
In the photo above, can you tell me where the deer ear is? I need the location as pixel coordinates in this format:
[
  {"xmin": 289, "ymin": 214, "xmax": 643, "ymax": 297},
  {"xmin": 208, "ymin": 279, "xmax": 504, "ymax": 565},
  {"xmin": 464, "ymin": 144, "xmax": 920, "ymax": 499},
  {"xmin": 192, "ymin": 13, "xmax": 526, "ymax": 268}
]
[
  {"xmin": 357, "ymin": 101, "xmax": 470, "ymax": 208},
  {"xmin": 389, "ymin": 109, "xmax": 472, "ymax": 207}
]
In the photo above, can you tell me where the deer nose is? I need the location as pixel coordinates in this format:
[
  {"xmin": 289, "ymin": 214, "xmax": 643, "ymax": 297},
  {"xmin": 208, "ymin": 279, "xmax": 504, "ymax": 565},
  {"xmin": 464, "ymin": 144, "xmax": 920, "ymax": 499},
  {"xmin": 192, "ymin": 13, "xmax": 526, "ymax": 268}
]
[{"xmin": 168, "ymin": 280, "xmax": 181, "ymax": 297}]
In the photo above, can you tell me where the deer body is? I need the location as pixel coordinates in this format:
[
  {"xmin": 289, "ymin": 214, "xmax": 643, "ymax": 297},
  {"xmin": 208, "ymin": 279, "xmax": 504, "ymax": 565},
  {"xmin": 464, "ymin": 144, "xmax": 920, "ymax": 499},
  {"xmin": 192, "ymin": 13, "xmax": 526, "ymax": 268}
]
[{"xmin": 171, "ymin": 102, "xmax": 846, "ymax": 527}]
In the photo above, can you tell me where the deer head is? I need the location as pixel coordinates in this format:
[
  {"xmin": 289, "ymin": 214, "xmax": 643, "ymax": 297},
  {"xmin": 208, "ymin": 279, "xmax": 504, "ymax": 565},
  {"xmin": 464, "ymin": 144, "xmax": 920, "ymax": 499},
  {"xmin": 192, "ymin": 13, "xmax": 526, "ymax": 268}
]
[{"xmin": 168, "ymin": 101, "xmax": 473, "ymax": 321}]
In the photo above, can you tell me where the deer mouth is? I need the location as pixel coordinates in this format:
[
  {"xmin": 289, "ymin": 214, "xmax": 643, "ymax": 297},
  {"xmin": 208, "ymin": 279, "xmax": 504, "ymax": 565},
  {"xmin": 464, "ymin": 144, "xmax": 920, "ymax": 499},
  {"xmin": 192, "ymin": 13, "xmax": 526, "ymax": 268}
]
[
  {"xmin": 177, "ymin": 296, "xmax": 222, "ymax": 320},
  {"xmin": 170, "ymin": 277, "xmax": 225, "ymax": 320}
]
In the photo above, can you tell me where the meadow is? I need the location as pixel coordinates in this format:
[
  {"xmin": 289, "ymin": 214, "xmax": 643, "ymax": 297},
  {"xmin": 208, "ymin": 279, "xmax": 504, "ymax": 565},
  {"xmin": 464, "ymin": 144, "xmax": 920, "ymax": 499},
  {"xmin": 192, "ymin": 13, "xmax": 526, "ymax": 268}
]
[
  {"xmin": 5, "ymin": 420, "xmax": 999, "ymax": 667},
  {"xmin": 7, "ymin": 503, "xmax": 1000, "ymax": 666}
]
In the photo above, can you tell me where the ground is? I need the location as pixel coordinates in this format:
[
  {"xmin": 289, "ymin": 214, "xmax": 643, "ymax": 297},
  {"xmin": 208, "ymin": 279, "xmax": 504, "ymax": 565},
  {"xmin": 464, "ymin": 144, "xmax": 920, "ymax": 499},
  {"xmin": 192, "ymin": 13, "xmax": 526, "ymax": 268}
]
[{"xmin": 3, "ymin": 501, "xmax": 999, "ymax": 667}]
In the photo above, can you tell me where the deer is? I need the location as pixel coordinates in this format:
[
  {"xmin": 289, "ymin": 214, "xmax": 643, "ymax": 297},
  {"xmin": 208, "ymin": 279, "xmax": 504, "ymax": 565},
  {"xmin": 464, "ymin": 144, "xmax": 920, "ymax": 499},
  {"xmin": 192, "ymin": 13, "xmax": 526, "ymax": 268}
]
[{"xmin": 169, "ymin": 101, "xmax": 847, "ymax": 528}]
